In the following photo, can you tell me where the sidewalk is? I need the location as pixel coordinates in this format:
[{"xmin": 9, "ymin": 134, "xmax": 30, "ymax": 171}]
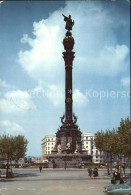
[{"xmin": 0, "ymin": 172, "xmax": 112, "ymax": 182}]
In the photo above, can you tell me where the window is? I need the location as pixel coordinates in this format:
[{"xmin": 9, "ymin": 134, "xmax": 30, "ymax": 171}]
[
  {"xmin": 48, "ymin": 147, "xmax": 50, "ymax": 150},
  {"xmin": 52, "ymin": 143, "xmax": 54, "ymax": 145},
  {"xmin": 48, "ymin": 138, "xmax": 50, "ymax": 141},
  {"xmin": 48, "ymin": 143, "xmax": 50, "ymax": 145},
  {"xmin": 96, "ymin": 156, "xmax": 98, "ymax": 158},
  {"xmin": 86, "ymin": 146, "xmax": 88, "ymax": 148},
  {"xmin": 52, "ymin": 138, "xmax": 53, "ymax": 140},
  {"xmin": 86, "ymin": 137, "xmax": 88, "ymax": 140},
  {"xmin": 86, "ymin": 142, "xmax": 88, "ymax": 144}
]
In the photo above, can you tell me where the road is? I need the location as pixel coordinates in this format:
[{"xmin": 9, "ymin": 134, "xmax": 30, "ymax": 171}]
[{"xmin": 0, "ymin": 168, "xmax": 129, "ymax": 195}]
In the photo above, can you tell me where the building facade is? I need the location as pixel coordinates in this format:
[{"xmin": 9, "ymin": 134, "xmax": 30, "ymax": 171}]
[
  {"xmin": 42, "ymin": 133, "xmax": 105, "ymax": 163},
  {"xmin": 41, "ymin": 136, "xmax": 56, "ymax": 159},
  {"xmin": 82, "ymin": 133, "xmax": 105, "ymax": 163}
]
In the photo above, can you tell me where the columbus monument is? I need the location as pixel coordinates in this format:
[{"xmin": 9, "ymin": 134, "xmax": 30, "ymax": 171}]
[{"xmin": 47, "ymin": 15, "xmax": 92, "ymax": 167}]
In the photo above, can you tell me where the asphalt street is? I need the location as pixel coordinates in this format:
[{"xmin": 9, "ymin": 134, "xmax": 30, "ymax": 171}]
[{"xmin": 0, "ymin": 168, "xmax": 129, "ymax": 195}]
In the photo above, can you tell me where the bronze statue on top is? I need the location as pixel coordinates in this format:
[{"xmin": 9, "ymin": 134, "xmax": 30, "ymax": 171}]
[{"xmin": 62, "ymin": 14, "xmax": 74, "ymax": 31}]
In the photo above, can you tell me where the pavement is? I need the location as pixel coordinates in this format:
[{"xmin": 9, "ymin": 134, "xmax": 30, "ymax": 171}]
[{"xmin": 0, "ymin": 168, "xmax": 130, "ymax": 195}]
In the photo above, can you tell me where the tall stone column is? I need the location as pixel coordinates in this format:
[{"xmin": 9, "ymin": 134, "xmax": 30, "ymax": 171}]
[{"xmin": 63, "ymin": 31, "xmax": 75, "ymax": 123}]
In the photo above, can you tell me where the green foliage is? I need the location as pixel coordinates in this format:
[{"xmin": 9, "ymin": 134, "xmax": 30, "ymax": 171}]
[
  {"xmin": 0, "ymin": 135, "xmax": 13, "ymax": 159},
  {"xmin": 94, "ymin": 117, "xmax": 130, "ymax": 174},
  {"xmin": 13, "ymin": 135, "xmax": 28, "ymax": 161},
  {"xmin": 117, "ymin": 117, "xmax": 131, "ymax": 157},
  {"xmin": 0, "ymin": 134, "xmax": 28, "ymax": 161},
  {"xmin": 94, "ymin": 117, "xmax": 131, "ymax": 157},
  {"xmin": 94, "ymin": 130, "xmax": 104, "ymax": 151}
]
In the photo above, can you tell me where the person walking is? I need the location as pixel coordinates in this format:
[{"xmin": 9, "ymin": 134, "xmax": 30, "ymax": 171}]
[
  {"xmin": 39, "ymin": 165, "xmax": 42, "ymax": 173},
  {"xmin": 95, "ymin": 167, "xmax": 98, "ymax": 176},
  {"xmin": 88, "ymin": 168, "xmax": 92, "ymax": 178},
  {"xmin": 52, "ymin": 159, "xmax": 56, "ymax": 168},
  {"xmin": 93, "ymin": 168, "xmax": 98, "ymax": 178},
  {"xmin": 113, "ymin": 168, "xmax": 123, "ymax": 184},
  {"xmin": 122, "ymin": 164, "xmax": 125, "ymax": 174}
]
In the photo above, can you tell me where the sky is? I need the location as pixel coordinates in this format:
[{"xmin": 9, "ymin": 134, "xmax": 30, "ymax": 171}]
[{"xmin": 0, "ymin": 0, "xmax": 130, "ymax": 157}]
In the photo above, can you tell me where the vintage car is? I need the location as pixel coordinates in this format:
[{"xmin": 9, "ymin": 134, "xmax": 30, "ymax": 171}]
[{"xmin": 104, "ymin": 178, "xmax": 131, "ymax": 195}]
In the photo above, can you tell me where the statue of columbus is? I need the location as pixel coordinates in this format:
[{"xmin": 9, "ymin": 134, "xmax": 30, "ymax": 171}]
[{"xmin": 62, "ymin": 14, "xmax": 74, "ymax": 31}]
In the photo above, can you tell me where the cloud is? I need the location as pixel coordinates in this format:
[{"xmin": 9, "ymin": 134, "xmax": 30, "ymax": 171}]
[
  {"xmin": 73, "ymin": 89, "xmax": 88, "ymax": 108},
  {"xmin": 0, "ymin": 90, "xmax": 36, "ymax": 113},
  {"xmin": 0, "ymin": 1, "xmax": 3, "ymax": 6},
  {"xmin": 78, "ymin": 44, "xmax": 129, "ymax": 77},
  {"xmin": 45, "ymin": 84, "xmax": 64, "ymax": 106},
  {"xmin": 18, "ymin": 20, "xmax": 64, "ymax": 85},
  {"xmin": 29, "ymin": 81, "xmax": 64, "ymax": 106},
  {"xmin": 0, "ymin": 79, "xmax": 8, "ymax": 88},
  {"xmin": 30, "ymin": 81, "xmax": 88, "ymax": 107},
  {"xmin": 18, "ymin": 1, "xmax": 129, "ymax": 87},
  {"xmin": 121, "ymin": 77, "xmax": 130, "ymax": 87},
  {"xmin": 0, "ymin": 120, "xmax": 25, "ymax": 136}
]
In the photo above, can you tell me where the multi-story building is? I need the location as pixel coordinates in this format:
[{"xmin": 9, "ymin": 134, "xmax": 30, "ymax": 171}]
[
  {"xmin": 82, "ymin": 133, "xmax": 104, "ymax": 163},
  {"xmin": 91, "ymin": 136, "xmax": 105, "ymax": 164},
  {"xmin": 81, "ymin": 132, "xmax": 93, "ymax": 155},
  {"xmin": 41, "ymin": 135, "xmax": 56, "ymax": 159},
  {"xmin": 41, "ymin": 133, "xmax": 105, "ymax": 163},
  {"xmin": 82, "ymin": 133, "xmax": 105, "ymax": 163}
]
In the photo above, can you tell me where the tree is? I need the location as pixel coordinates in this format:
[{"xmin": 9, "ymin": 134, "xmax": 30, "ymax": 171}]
[
  {"xmin": 94, "ymin": 117, "xmax": 131, "ymax": 175},
  {"xmin": 0, "ymin": 135, "xmax": 14, "ymax": 177},
  {"xmin": 0, "ymin": 134, "xmax": 28, "ymax": 178},
  {"xmin": 13, "ymin": 135, "xmax": 28, "ymax": 164},
  {"xmin": 116, "ymin": 117, "xmax": 131, "ymax": 173},
  {"xmin": 95, "ymin": 129, "xmax": 120, "ymax": 174},
  {"xmin": 94, "ymin": 130, "xmax": 110, "ymax": 175},
  {"xmin": 94, "ymin": 130, "xmax": 105, "ymax": 151},
  {"xmin": 117, "ymin": 117, "xmax": 131, "ymax": 157}
]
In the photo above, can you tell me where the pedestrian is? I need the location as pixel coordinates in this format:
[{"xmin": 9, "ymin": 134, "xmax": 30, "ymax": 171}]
[
  {"xmin": 93, "ymin": 168, "xmax": 96, "ymax": 178},
  {"xmin": 95, "ymin": 167, "xmax": 98, "ymax": 176},
  {"xmin": 39, "ymin": 165, "xmax": 42, "ymax": 173},
  {"xmin": 88, "ymin": 168, "xmax": 92, "ymax": 178},
  {"xmin": 93, "ymin": 168, "xmax": 98, "ymax": 178},
  {"xmin": 52, "ymin": 159, "xmax": 55, "ymax": 168},
  {"xmin": 122, "ymin": 164, "xmax": 125, "ymax": 174},
  {"xmin": 113, "ymin": 168, "xmax": 123, "ymax": 184}
]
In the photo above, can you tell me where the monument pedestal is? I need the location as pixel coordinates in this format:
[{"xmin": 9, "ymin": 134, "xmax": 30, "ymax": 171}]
[
  {"xmin": 52, "ymin": 121, "xmax": 83, "ymax": 155},
  {"xmin": 50, "ymin": 121, "xmax": 91, "ymax": 168},
  {"xmin": 46, "ymin": 153, "xmax": 92, "ymax": 168}
]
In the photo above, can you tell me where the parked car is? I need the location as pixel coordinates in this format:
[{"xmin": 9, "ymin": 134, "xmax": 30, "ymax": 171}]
[
  {"xmin": 104, "ymin": 178, "xmax": 131, "ymax": 194},
  {"xmin": 42, "ymin": 159, "xmax": 48, "ymax": 163},
  {"xmin": 21, "ymin": 163, "xmax": 30, "ymax": 168}
]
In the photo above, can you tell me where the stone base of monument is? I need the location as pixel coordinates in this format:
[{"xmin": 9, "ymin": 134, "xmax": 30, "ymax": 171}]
[{"xmin": 45, "ymin": 153, "xmax": 92, "ymax": 168}]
